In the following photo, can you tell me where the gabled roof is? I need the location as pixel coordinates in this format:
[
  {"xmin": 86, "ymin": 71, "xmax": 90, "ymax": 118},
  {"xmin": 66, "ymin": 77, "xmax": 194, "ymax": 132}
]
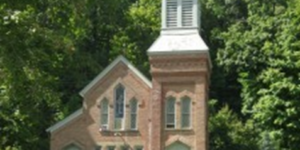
[
  {"xmin": 46, "ymin": 56, "xmax": 152, "ymax": 133},
  {"xmin": 79, "ymin": 55, "xmax": 152, "ymax": 97},
  {"xmin": 46, "ymin": 108, "xmax": 83, "ymax": 133}
]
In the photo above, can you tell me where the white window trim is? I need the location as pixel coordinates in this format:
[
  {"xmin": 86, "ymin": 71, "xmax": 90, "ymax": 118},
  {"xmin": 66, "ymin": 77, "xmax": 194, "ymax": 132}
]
[
  {"xmin": 181, "ymin": 97, "xmax": 191, "ymax": 129},
  {"xmin": 114, "ymin": 84, "xmax": 126, "ymax": 130},
  {"xmin": 165, "ymin": 97, "xmax": 176, "ymax": 129},
  {"xmin": 130, "ymin": 99, "xmax": 138, "ymax": 130},
  {"xmin": 162, "ymin": 0, "xmax": 199, "ymax": 29},
  {"xmin": 100, "ymin": 99, "xmax": 109, "ymax": 130}
]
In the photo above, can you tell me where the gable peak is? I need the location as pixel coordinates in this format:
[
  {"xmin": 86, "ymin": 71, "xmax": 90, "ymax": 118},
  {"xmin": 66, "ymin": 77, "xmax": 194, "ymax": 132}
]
[{"xmin": 79, "ymin": 55, "xmax": 152, "ymax": 97}]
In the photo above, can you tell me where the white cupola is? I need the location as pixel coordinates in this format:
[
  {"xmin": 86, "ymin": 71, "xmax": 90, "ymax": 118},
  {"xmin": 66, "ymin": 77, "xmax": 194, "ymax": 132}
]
[
  {"xmin": 162, "ymin": 0, "xmax": 200, "ymax": 29},
  {"xmin": 148, "ymin": 0, "xmax": 210, "ymax": 62}
]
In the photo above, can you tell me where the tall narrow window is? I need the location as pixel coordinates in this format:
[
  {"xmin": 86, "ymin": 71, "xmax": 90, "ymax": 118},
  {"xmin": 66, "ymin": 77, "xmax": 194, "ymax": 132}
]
[
  {"xmin": 165, "ymin": 97, "xmax": 176, "ymax": 129},
  {"xmin": 181, "ymin": 96, "xmax": 191, "ymax": 128},
  {"xmin": 100, "ymin": 99, "xmax": 109, "ymax": 129},
  {"xmin": 115, "ymin": 85, "xmax": 125, "ymax": 130},
  {"xmin": 130, "ymin": 99, "xmax": 138, "ymax": 130}
]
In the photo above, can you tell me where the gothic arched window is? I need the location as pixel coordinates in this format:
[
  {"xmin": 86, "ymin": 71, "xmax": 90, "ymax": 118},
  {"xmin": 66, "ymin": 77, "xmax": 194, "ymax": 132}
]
[
  {"xmin": 63, "ymin": 143, "xmax": 81, "ymax": 150},
  {"xmin": 181, "ymin": 96, "xmax": 191, "ymax": 128},
  {"xmin": 165, "ymin": 97, "xmax": 176, "ymax": 129},
  {"xmin": 114, "ymin": 84, "xmax": 125, "ymax": 129},
  {"xmin": 100, "ymin": 98, "xmax": 109, "ymax": 128},
  {"xmin": 166, "ymin": 141, "xmax": 190, "ymax": 150},
  {"xmin": 130, "ymin": 99, "xmax": 138, "ymax": 129}
]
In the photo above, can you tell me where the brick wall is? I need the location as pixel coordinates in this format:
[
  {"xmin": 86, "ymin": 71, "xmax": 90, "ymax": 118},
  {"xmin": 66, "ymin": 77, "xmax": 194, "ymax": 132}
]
[
  {"xmin": 50, "ymin": 53, "xmax": 210, "ymax": 150},
  {"xmin": 149, "ymin": 54, "xmax": 210, "ymax": 150},
  {"xmin": 50, "ymin": 62, "xmax": 151, "ymax": 150}
]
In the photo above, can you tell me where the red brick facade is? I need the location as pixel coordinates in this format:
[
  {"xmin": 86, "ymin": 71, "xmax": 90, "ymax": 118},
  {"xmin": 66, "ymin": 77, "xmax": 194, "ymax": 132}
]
[
  {"xmin": 48, "ymin": 0, "xmax": 211, "ymax": 149},
  {"xmin": 149, "ymin": 54, "xmax": 210, "ymax": 150},
  {"xmin": 48, "ymin": 53, "xmax": 210, "ymax": 150},
  {"xmin": 49, "ymin": 60, "xmax": 151, "ymax": 150}
]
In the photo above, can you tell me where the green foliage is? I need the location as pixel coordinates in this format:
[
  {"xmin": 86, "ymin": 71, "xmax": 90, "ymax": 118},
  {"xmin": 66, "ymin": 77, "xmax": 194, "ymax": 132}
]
[
  {"xmin": 217, "ymin": 0, "xmax": 300, "ymax": 149},
  {"xmin": 259, "ymin": 131, "xmax": 280, "ymax": 150},
  {"xmin": 209, "ymin": 100, "xmax": 259, "ymax": 150},
  {"xmin": 0, "ymin": 0, "xmax": 137, "ymax": 149},
  {"xmin": 111, "ymin": 0, "xmax": 161, "ymax": 76},
  {"xmin": 202, "ymin": 0, "xmax": 247, "ymax": 113},
  {"xmin": 1, "ymin": 0, "xmax": 300, "ymax": 149},
  {"xmin": 0, "ymin": 3, "xmax": 68, "ymax": 149}
]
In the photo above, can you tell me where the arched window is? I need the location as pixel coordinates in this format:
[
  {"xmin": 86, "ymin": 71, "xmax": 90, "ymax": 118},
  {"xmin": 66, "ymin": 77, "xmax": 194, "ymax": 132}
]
[
  {"xmin": 100, "ymin": 99, "xmax": 109, "ymax": 128},
  {"xmin": 130, "ymin": 99, "xmax": 138, "ymax": 130},
  {"xmin": 165, "ymin": 97, "xmax": 176, "ymax": 129},
  {"xmin": 63, "ymin": 143, "xmax": 81, "ymax": 150},
  {"xmin": 166, "ymin": 141, "xmax": 190, "ymax": 150},
  {"xmin": 114, "ymin": 84, "xmax": 125, "ymax": 129},
  {"xmin": 181, "ymin": 96, "xmax": 191, "ymax": 128}
]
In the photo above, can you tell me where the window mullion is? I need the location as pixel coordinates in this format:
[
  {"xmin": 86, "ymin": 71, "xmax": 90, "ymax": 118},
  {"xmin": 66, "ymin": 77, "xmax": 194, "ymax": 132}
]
[{"xmin": 178, "ymin": 0, "xmax": 182, "ymax": 27}]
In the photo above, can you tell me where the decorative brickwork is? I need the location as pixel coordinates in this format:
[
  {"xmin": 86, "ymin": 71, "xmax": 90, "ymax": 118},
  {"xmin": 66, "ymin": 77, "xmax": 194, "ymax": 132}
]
[
  {"xmin": 48, "ymin": 0, "xmax": 211, "ymax": 148},
  {"xmin": 49, "ymin": 60, "xmax": 151, "ymax": 150},
  {"xmin": 149, "ymin": 53, "xmax": 210, "ymax": 150}
]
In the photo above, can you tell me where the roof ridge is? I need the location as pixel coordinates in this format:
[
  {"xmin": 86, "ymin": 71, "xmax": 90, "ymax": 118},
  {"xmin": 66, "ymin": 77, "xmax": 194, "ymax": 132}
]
[{"xmin": 79, "ymin": 55, "xmax": 152, "ymax": 97}]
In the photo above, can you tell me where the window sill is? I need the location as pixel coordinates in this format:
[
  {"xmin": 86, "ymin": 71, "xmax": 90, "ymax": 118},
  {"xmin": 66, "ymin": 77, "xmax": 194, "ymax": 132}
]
[
  {"xmin": 165, "ymin": 128, "xmax": 193, "ymax": 132},
  {"xmin": 113, "ymin": 129, "xmax": 139, "ymax": 132},
  {"xmin": 99, "ymin": 129, "xmax": 139, "ymax": 133}
]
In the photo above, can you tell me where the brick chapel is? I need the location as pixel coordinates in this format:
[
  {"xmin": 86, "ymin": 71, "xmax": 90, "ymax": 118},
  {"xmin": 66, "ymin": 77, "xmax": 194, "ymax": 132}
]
[{"xmin": 47, "ymin": 0, "xmax": 211, "ymax": 149}]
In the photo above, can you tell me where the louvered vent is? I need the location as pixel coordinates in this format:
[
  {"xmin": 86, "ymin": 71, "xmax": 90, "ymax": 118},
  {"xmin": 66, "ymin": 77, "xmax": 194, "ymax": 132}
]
[
  {"xmin": 166, "ymin": 0, "xmax": 178, "ymax": 27},
  {"xmin": 182, "ymin": 0, "xmax": 193, "ymax": 27}
]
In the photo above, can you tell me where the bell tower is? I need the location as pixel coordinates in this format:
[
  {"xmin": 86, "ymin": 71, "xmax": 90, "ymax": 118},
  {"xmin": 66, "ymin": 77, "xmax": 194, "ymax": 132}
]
[
  {"xmin": 162, "ymin": 0, "xmax": 200, "ymax": 29},
  {"xmin": 147, "ymin": 0, "xmax": 211, "ymax": 150}
]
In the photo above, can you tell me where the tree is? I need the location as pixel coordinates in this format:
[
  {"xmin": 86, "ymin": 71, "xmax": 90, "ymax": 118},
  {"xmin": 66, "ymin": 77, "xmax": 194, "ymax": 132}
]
[
  {"xmin": 216, "ymin": 0, "xmax": 300, "ymax": 148},
  {"xmin": 209, "ymin": 100, "xmax": 259, "ymax": 150},
  {"xmin": 201, "ymin": 0, "xmax": 248, "ymax": 113},
  {"xmin": 2, "ymin": 0, "xmax": 300, "ymax": 149},
  {"xmin": 111, "ymin": 0, "xmax": 161, "ymax": 77},
  {"xmin": 0, "ymin": 3, "xmax": 68, "ymax": 149},
  {"xmin": 0, "ymin": 0, "xmax": 137, "ymax": 149}
]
